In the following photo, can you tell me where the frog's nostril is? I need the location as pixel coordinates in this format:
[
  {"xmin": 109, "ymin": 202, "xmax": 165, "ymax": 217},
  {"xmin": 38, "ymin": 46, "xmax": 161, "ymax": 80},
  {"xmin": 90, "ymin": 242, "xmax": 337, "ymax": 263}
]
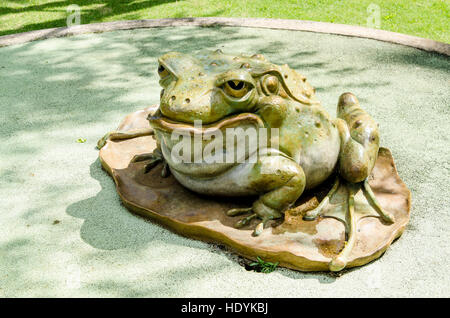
[{"xmin": 185, "ymin": 98, "xmax": 190, "ymax": 104}]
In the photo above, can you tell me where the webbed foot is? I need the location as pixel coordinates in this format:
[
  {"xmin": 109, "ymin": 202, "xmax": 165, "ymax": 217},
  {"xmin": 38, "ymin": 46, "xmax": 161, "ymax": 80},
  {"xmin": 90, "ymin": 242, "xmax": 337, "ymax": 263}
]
[
  {"xmin": 131, "ymin": 148, "xmax": 170, "ymax": 177},
  {"xmin": 303, "ymin": 177, "xmax": 395, "ymax": 271}
]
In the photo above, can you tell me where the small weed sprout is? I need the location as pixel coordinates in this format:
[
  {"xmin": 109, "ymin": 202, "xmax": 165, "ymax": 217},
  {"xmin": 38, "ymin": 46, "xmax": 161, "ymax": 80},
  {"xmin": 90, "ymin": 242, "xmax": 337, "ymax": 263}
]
[{"xmin": 249, "ymin": 257, "xmax": 279, "ymax": 273}]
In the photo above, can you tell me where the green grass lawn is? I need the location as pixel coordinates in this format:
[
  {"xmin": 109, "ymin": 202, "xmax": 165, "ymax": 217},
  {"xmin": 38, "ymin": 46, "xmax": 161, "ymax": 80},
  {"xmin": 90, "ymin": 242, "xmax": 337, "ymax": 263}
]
[{"xmin": 0, "ymin": 0, "xmax": 449, "ymax": 42}]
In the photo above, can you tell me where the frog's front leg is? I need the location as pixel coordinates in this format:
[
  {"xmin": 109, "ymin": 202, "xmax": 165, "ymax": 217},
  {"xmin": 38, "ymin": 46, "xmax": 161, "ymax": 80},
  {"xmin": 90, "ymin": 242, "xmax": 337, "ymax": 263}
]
[
  {"xmin": 227, "ymin": 153, "xmax": 306, "ymax": 236},
  {"xmin": 97, "ymin": 127, "xmax": 154, "ymax": 149},
  {"xmin": 131, "ymin": 147, "xmax": 170, "ymax": 177}
]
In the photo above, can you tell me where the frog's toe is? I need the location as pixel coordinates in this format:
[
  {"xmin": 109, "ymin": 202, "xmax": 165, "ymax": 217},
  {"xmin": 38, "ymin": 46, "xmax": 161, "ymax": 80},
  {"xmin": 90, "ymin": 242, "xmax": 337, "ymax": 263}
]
[
  {"xmin": 226, "ymin": 199, "xmax": 281, "ymax": 236},
  {"xmin": 303, "ymin": 176, "xmax": 340, "ymax": 221},
  {"xmin": 226, "ymin": 206, "xmax": 270, "ymax": 236},
  {"xmin": 329, "ymin": 256, "xmax": 348, "ymax": 272},
  {"xmin": 362, "ymin": 179, "xmax": 395, "ymax": 224},
  {"xmin": 97, "ymin": 132, "xmax": 111, "ymax": 149},
  {"xmin": 226, "ymin": 207, "xmax": 253, "ymax": 217},
  {"xmin": 252, "ymin": 217, "xmax": 273, "ymax": 236},
  {"xmin": 144, "ymin": 158, "xmax": 162, "ymax": 173},
  {"xmin": 303, "ymin": 206, "xmax": 324, "ymax": 221},
  {"xmin": 231, "ymin": 212, "xmax": 270, "ymax": 237},
  {"xmin": 383, "ymin": 212, "xmax": 395, "ymax": 224},
  {"xmin": 253, "ymin": 222, "xmax": 265, "ymax": 236},
  {"xmin": 97, "ymin": 139, "xmax": 106, "ymax": 149},
  {"xmin": 161, "ymin": 162, "xmax": 171, "ymax": 178},
  {"xmin": 131, "ymin": 153, "xmax": 157, "ymax": 163},
  {"xmin": 130, "ymin": 149, "xmax": 167, "ymax": 175},
  {"xmin": 235, "ymin": 213, "xmax": 258, "ymax": 228}
]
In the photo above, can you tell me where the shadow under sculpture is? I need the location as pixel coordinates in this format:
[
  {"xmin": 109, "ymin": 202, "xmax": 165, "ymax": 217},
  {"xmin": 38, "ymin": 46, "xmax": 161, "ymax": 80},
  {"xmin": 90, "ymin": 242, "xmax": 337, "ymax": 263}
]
[{"xmin": 97, "ymin": 50, "xmax": 411, "ymax": 272}]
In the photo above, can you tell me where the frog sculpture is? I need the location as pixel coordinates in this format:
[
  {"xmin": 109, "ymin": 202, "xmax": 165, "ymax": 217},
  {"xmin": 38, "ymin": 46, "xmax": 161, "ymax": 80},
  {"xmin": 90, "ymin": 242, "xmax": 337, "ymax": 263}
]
[{"xmin": 98, "ymin": 50, "xmax": 395, "ymax": 271}]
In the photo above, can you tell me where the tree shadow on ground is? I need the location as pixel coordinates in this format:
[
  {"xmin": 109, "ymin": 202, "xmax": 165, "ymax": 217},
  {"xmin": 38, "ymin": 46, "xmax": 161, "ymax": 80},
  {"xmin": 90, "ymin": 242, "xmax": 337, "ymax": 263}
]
[
  {"xmin": 66, "ymin": 158, "xmax": 157, "ymax": 250},
  {"xmin": 0, "ymin": 0, "xmax": 230, "ymax": 37},
  {"xmin": 0, "ymin": 26, "xmax": 255, "ymax": 137},
  {"xmin": 0, "ymin": 1, "xmax": 179, "ymax": 36}
]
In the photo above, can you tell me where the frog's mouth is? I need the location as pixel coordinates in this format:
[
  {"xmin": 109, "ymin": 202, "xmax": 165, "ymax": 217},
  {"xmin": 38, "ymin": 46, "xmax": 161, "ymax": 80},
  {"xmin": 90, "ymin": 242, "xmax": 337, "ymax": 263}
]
[
  {"xmin": 148, "ymin": 112, "xmax": 267, "ymax": 177},
  {"xmin": 148, "ymin": 112, "xmax": 265, "ymax": 135}
]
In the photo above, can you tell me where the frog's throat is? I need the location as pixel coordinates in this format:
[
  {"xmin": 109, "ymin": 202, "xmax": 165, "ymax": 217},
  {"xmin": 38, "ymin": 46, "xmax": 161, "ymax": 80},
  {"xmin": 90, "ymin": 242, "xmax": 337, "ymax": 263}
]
[{"xmin": 148, "ymin": 112, "xmax": 266, "ymax": 135}]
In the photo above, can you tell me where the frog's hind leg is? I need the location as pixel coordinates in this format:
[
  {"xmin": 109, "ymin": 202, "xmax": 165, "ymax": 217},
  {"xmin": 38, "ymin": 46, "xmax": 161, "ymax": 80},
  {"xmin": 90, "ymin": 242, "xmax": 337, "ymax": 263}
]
[
  {"xmin": 226, "ymin": 154, "xmax": 306, "ymax": 236},
  {"xmin": 97, "ymin": 127, "xmax": 154, "ymax": 149}
]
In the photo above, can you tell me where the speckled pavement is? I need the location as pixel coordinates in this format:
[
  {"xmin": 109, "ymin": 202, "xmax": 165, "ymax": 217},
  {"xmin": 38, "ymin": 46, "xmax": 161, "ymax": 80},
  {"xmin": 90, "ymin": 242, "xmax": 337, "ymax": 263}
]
[{"xmin": 0, "ymin": 26, "xmax": 449, "ymax": 297}]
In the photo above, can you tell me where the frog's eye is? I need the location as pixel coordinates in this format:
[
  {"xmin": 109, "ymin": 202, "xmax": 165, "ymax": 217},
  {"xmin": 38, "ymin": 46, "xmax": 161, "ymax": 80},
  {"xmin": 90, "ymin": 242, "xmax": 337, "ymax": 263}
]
[
  {"xmin": 157, "ymin": 64, "xmax": 170, "ymax": 78},
  {"xmin": 223, "ymin": 80, "xmax": 249, "ymax": 98},
  {"xmin": 261, "ymin": 75, "xmax": 280, "ymax": 95}
]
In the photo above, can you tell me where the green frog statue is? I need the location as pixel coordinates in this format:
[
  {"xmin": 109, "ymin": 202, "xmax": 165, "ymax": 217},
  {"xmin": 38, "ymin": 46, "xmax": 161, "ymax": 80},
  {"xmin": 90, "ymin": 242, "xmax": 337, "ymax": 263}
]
[{"xmin": 98, "ymin": 50, "xmax": 395, "ymax": 271}]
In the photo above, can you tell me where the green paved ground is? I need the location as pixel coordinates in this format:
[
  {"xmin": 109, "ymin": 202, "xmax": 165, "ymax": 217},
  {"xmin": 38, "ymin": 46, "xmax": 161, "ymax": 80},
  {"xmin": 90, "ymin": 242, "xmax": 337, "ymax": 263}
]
[
  {"xmin": 1, "ymin": 0, "xmax": 449, "ymax": 43},
  {"xmin": 0, "ymin": 26, "xmax": 449, "ymax": 297}
]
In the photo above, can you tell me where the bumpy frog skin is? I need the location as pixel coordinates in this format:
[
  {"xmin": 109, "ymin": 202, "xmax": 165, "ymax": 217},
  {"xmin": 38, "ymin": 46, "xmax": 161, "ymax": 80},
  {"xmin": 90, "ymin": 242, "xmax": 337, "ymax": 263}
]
[{"xmin": 98, "ymin": 50, "xmax": 395, "ymax": 271}]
